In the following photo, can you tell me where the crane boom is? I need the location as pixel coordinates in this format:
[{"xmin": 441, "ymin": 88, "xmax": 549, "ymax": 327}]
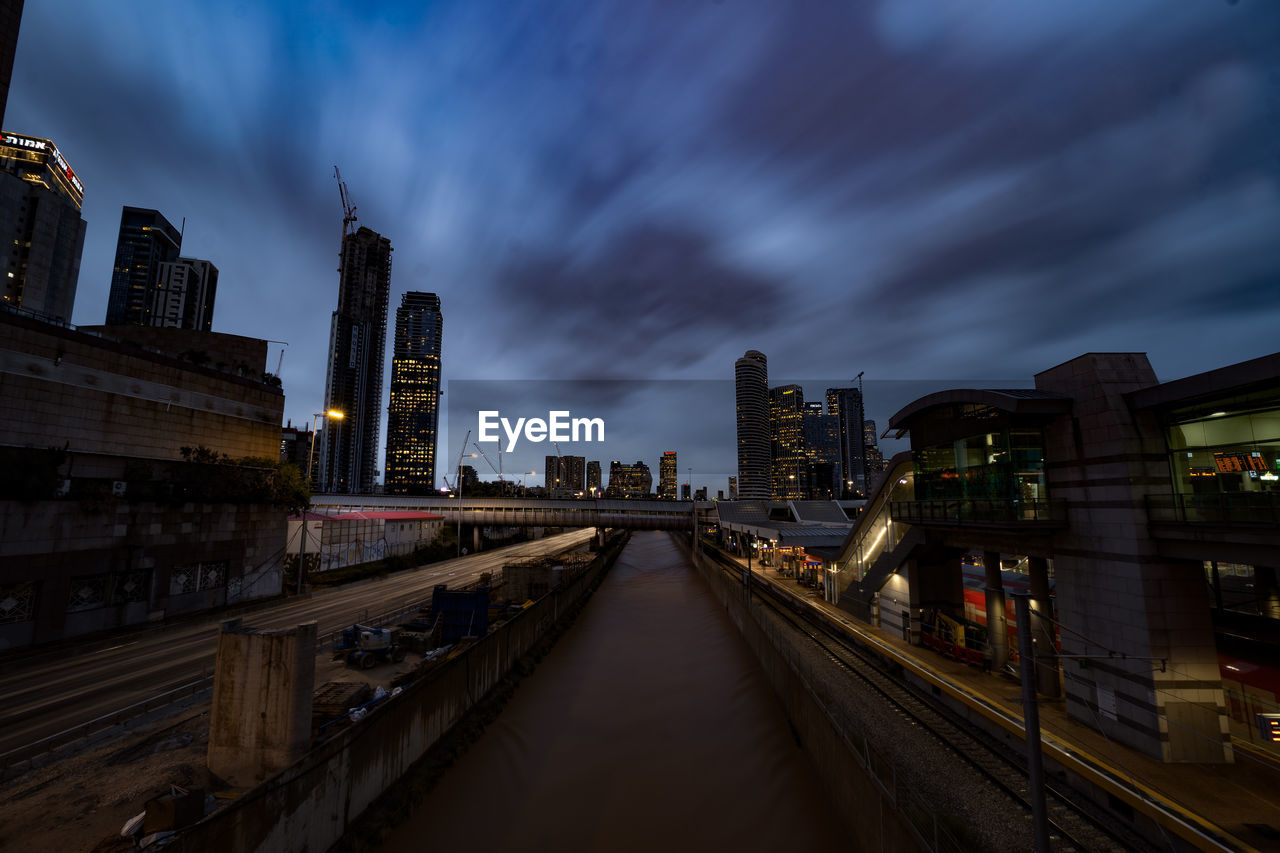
[{"xmin": 333, "ymin": 166, "xmax": 358, "ymax": 237}]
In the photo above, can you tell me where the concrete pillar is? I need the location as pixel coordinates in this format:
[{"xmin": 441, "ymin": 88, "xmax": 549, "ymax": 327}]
[
  {"xmin": 1027, "ymin": 557, "xmax": 1060, "ymax": 697},
  {"xmin": 207, "ymin": 618, "xmax": 316, "ymax": 788},
  {"xmin": 473, "ymin": 524, "xmax": 482, "ymax": 553},
  {"xmin": 983, "ymin": 551, "xmax": 1008, "ymax": 671},
  {"xmin": 1257, "ymin": 566, "xmax": 1280, "ymax": 619}
]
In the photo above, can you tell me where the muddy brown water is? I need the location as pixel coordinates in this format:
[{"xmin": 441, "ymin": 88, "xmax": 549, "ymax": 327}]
[{"xmin": 378, "ymin": 531, "xmax": 848, "ymax": 852}]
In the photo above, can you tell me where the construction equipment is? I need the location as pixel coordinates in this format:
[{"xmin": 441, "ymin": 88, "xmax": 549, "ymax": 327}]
[{"xmin": 334, "ymin": 624, "xmax": 407, "ymax": 669}]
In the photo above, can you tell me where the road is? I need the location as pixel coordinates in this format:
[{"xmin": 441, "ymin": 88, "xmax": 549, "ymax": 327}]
[{"xmin": 0, "ymin": 529, "xmax": 594, "ymax": 759}]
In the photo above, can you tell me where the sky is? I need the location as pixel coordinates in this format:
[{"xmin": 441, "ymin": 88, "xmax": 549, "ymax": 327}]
[{"xmin": 7, "ymin": 1, "xmax": 1280, "ymax": 493}]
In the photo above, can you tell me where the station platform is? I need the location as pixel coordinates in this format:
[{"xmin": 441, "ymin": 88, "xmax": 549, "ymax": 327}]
[{"xmin": 714, "ymin": 547, "xmax": 1280, "ymax": 853}]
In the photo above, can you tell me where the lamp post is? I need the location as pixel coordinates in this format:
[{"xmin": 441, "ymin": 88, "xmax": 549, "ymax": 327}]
[
  {"xmin": 301, "ymin": 409, "xmax": 342, "ymax": 593},
  {"xmin": 307, "ymin": 409, "xmax": 344, "ymax": 492}
]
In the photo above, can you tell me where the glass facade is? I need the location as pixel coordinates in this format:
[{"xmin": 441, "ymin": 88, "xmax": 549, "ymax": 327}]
[
  {"xmin": 914, "ymin": 428, "xmax": 1047, "ymax": 504},
  {"xmin": 1165, "ymin": 400, "xmax": 1280, "ymax": 498}
]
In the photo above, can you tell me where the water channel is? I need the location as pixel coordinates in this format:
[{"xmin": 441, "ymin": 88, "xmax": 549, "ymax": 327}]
[{"xmin": 380, "ymin": 531, "xmax": 847, "ymax": 852}]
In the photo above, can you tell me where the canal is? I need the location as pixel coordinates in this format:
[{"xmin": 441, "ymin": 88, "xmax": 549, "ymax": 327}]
[{"xmin": 380, "ymin": 531, "xmax": 848, "ymax": 852}]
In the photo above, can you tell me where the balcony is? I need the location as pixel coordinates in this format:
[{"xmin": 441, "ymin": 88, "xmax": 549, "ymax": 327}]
[
  {"xmin": 1146, "ymin": 493, "xmax": 1280, "ymax": 526},
  {"xmin": 890, "ymin": 498, "xmax": 1066, "ymax": 527}
]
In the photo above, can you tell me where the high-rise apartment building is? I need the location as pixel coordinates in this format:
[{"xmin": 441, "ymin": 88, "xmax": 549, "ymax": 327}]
[
  {"xmin": 658, "ymin": 450, "xmax": 678, "ymax": 499},
  {"xmin": 586, "ymin": 460, "xmax": 601, "ymax": 496},
  {"xmin": 1, "ymin": 132, "xmax": 86, "ymax": 322},
  {"xmin": 152, "ymin": 258, "xmax": 217, "ymax": 331},
  {"xmin": 827, "ymin": 386, "xmax": 866, "ymax": 498},
  {"xmin": 735, "ymin": 349, "xmax": 771, "ymax": 499},
  {"xmin": 384, "ymin": 291, "xmax": 443, "ymax": 495},
  {"xmin": 105, "ymin": 207, "xmax": 182, "ymax": 327},
  {"xmin": 320, "ymin": 225, "xmax": 391, "ymax": 494},
  {"xmin": 770, "ymin": 385, "xmax": 807, "ymax": 499},
  {"xmin": 545, "ymin": 454, "xmax": 585, "ymax": 498}
]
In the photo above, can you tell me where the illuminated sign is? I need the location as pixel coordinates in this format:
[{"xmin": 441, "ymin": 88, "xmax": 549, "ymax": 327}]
[
  {"xmin": 1260, "ymin": 713, "xmax": 1280, "ymax": 744},
  {"xmin": 2, "ymin": 132, "xmax": 83, "ymax": 197},
  {"xmin": 1212, "ymin": 451, "xmax": 1269, "ymax": 474}
]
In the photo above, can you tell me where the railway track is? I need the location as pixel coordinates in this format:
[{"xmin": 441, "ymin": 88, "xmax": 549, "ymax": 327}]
[{"xmin": 711, "ymin": 551, "xmax": 1155, "ymax": 852}]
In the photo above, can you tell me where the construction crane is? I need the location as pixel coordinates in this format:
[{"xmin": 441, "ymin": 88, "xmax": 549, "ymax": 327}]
[{"xmin": 333, "ymin": 165, "xmax": 358, "ymax": 239}]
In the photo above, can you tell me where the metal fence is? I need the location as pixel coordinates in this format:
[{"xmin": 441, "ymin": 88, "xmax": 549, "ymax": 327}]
[{"xmin": 1146, "ymin": 492, "xmax": 1280, "ymax": 525}]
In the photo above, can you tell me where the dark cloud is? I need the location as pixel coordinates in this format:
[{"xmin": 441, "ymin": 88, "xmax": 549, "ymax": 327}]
[{"xmin": 490, "ymin": 224, "xmax": 787, "ymax": 377}]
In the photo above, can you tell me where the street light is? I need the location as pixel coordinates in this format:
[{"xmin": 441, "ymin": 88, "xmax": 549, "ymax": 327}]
[{"xmin": 307, "ymin": 410, "xmax": 344, "ymax": 491}]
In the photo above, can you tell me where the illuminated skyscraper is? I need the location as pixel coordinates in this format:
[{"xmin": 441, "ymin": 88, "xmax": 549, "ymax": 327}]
[
  {"xmin": 1, "ymin": 132, "xmax": 86, "ymax": 322},
  {"xmin": 735, "ymin": 350, "xmax": 770, "ymax": 499},
  {"xmin": 320, "ymin": 226, "xmax": 391, "ymax": 494},
  {"xmin": 827, "ymin": 386, "xmax": 866, "ymax": 497},
  {"xmin": 605, "ymin": 460, "xmax": 651, "ymax": 498},
  {"xmin": 658, "ymin": 450, "xmax": 678, "ymax": 499},
  {"xmin": 385, "ymin": 291, "xmax": 442, "ymax": 495},
  {"xmin": 586, "ymin": 460, "xmax": 602, "ymax": 496},
  {"xmin": 804, "ymin": 399, "xmax": 839, "ymax": 499},
  {"xmin": 770, "ymin": 385, "xmax": 806, "ymax": 500}
]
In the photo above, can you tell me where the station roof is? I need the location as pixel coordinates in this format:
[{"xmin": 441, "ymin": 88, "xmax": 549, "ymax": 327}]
[
  {"xmin": 1127, "ymin": 350, "xmax": 1280, "ymax": 412},
  {"xmin": 886, "ymin": 388, "xmax": 1071, "ymax": 439}
]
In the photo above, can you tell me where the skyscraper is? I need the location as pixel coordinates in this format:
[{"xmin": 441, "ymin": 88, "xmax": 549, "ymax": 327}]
[
  {"xmin": 728, "ymin": 476, "xmax": 738, "ymax": 500},
  {"xmin": 770, "ymin": 385, "xmax": 806, "ymax": 500},
  {"xmin": 384, "ymin": 291, "xmax": 443, "ymax": 495},
  {"xmin": 863, "ymin": 419, "xmax": 886, "ymax": 484},
  {"xmin": 105, "ymin": 207, "xmax": 181, "ymax": 327},
  {"xmin": 586, "ymin": 460, "xmax": 602, "ymax": 496},
  {"xmin": 152, "ymin": 258, "xmax": 217, "ymax": 331},
  {"xmin": 320, "ymin": 225, "xmax": 391, "ymax": 494},
  {"xmin": 658, "ymin": 450, "xmax": 678, "ymax": 499},
  {"xmin": 735, "ymin": 350, "xmax": 770, "ymax": 499},
  {"xmin": 0, "ymin": 3, "xmax": 21, "ymax": 128},
  {"xmin": 827, "ymin": 386, "xmax": 866, "ymax": 498},
  {"xmin": 605, "ymin": 460, "xmax": 651, "ymax": 498},
  {"xmin": 803, "ymin": 399, "xmax": 839, "ymax": 499},
  {"xmin": 1, "ymin": 132, "xmax": 86, "ymax": 323}
]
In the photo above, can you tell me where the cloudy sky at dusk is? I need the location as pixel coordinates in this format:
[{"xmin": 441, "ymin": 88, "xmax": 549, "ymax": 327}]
[{"xmin": 8, "ymin": 1, "xmax": 1279, "ymax": 491}]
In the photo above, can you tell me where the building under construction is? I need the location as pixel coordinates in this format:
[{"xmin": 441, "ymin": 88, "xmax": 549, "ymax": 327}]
[{"xmin": 319, "ymin": 171, "xmax": 391, "ymax": 494}]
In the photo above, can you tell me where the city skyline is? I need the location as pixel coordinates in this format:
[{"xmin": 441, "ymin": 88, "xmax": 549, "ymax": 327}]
[{"xmin": 5, "ymin": 1, "xmax": 1276, "ymax": 480}]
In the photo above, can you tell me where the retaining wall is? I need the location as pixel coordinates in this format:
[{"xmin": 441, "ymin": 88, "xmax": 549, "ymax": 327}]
[{"xmin": 166, "ymin": 531, "xmax": 628, "ymax": 853}]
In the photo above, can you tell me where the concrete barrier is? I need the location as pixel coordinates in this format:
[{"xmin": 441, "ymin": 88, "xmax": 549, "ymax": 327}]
[
  {"xmin": 687, "ymin": 540, "xmax": 931, "ymax": 853},
  {"xmin": 166, "ymin": 531, "xmax": 628, "ymax": 853}
]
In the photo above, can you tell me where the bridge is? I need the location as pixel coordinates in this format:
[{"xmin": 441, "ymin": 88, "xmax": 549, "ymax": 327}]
[{"xmin": 310, "ymin": 495, "xmax": 703, "ymax": 532}]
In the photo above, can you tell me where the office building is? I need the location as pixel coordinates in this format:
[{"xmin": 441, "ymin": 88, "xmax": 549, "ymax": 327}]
[
  {"xmin": 545, "ymin": 454, "xmax": 585, "ymax": 498},
  {"xmin": 770, "ymin": 384, "xmax": 807, "ymax": 500},
  {"xmin": 729, "ymin": 476, "xmax": 738, "ymax": 500},
  {"xmin": 280, "ymin": 423, "xmax": 317, "ymax": 484},
  {"xmin": 694, "ymin": 486, "xmax": 707, "ymax": 501},
  {"xmin": 0, "ymin": 132, "xmax": 86, "ymax": 322},
  {"xmin": 319, "ymin": 226, "xmax": 391, "ymax": 494},
  {"xmin": 804, "ymin": 399, "xmax": 840, "ymax": 499},
  {"xmin": 735, "ymin": 350, "xmax": 770, "ymax": 499},
  {"xmin": 863, "ymin": 419, "xmax": 886, "ymax": 484},
  {"xmin": 385, "ymin": 292, "xmax": 443, "ymax": 495},
  {"xmin": 827, "ymin": 386, "xmax": 866, "ymax": 497},
  {"xmin": 605, "ymin": 460, "xmax": 651, "ymax": 498},
  {"xmin": 586, "ymin": 460, "xmax": 601, "ymax": 496},
  {"xmin": 658, "ymin": 451, "xmax": 678, "ymax": 499},
  {"xmin": 104, "ymin": 206, "xmax": 182, "ymax": 327},
  {"xmin": 152, "ymin": 257, "xmax": 217, "ymax": 331}
]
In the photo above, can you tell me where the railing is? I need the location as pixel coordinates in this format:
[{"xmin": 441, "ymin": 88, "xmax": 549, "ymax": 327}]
[
  {"xmin": 890, "ymin": 498, "xmax": 1066, "ymax": 526},
  {"xmin": 1146, "ymin": 492, "xmax": 1280, "ymax": 526}
]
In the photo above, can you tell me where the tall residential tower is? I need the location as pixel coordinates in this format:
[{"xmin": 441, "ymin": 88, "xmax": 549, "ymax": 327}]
[
  {"xmin": 320, "ymin": 225, "xmax": 391, "ymax": 493},
  {"xmin": 735, "ymin": 350, "xmax": 770, "ymax": 499},
  {"xmin": 384, "ymin": 291, "xmax": 442, "ymax": 494}
]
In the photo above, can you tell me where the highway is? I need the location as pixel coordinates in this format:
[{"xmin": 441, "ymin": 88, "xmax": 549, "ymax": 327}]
[{"xmin": 0, "ymin": 529, "xmax": 594, "ymax": 759}]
